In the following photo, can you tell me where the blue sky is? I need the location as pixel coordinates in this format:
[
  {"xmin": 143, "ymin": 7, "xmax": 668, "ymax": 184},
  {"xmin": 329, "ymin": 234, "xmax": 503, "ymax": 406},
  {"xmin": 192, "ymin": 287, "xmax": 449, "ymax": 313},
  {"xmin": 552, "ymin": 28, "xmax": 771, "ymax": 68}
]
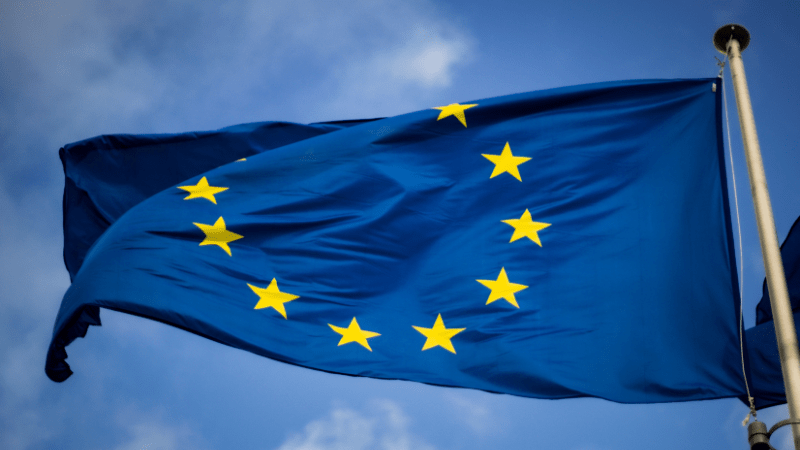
[{"xmin": 2, "ymin": 0, "xmax": 800, "ymax": 449}]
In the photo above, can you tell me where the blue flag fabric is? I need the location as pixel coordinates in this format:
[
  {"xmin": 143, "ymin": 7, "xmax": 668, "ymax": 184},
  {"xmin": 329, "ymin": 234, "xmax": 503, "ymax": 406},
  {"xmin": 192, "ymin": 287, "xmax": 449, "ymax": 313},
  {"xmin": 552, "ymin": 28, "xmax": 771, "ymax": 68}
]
[
  {"xmin": 60, "ymin": 119, "xmax": 381, "ymax": 280},
  {"xmin": 47, "ymin": 79, "xmax": 745, "ymax": 403},
  {"xmin": 755, "ymin": 215, "xmax": 800, "ymax": 325},
  {"xmin": 744, "ymin": 313, "xmax": 793, "ymax": 409},
  {"xmin": 745, "ymin": 215, "xmax": 800, "ymax": 409}
]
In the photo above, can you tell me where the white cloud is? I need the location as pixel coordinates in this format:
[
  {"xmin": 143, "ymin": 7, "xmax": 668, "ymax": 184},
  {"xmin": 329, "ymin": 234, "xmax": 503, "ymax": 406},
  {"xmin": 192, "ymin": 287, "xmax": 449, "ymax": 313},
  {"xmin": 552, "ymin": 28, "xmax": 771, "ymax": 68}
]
[
  {"xmin": 276, "ymin": 400, "xmax": 436, "ymax": 450},
  {"xmin": 113, "ymin": 417, "xmax": 208, "ymax": 450},
  {"xmin": 1, "ymin": 329, "xmax": 50, "ymax": 406},
  {"xmin": 4, "ymin": 0, "xmax": 475, "ymax": 138},
  {"xmin": 315, "ymin": 22, "xmax": 472, "ymax": 120},
  {"xmin": 0, "ymin": 405, "xmax": 58, "ymax": 450},
  {"xmin": 298, "ymin": 8, "xmax": 474, "ymax": 121},
  {"xmin": 442, "ymin": 392, "xmax": 502, "ymax": 437},
  {"xmin": 0, "ymin": 218, "xmax": 67, "ymax": 450},
  {"xmin": 388, "ymin": 26, "xmax": 471, "ymax": 88},
  {"xmin": 0, "ymin": 185, "xmax": 69, "ymax": 417}
]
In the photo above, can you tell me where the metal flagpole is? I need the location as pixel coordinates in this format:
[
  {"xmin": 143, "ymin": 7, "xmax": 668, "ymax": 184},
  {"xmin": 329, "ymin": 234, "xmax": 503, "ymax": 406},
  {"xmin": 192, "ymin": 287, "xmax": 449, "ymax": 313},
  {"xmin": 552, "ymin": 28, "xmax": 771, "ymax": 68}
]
[{"xmin": 714, "ymin": 24, "xmax": 800, "ymax": 449}]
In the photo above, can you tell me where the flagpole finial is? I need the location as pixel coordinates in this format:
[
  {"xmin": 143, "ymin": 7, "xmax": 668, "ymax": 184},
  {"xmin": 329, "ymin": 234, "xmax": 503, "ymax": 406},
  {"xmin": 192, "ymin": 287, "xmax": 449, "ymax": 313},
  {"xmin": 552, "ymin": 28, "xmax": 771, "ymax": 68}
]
[{"xmin": 714, "ymin": 24, "xmax": 750, "ymax": 53}]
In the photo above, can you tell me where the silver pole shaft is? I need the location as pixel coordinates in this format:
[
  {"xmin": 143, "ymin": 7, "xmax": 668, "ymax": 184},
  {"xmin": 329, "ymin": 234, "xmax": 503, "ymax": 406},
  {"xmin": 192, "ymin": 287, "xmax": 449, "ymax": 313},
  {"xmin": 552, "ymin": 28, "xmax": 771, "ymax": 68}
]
[{"xmin": 728, "ymin": 38, "xmax": 800, "ymax": 449}]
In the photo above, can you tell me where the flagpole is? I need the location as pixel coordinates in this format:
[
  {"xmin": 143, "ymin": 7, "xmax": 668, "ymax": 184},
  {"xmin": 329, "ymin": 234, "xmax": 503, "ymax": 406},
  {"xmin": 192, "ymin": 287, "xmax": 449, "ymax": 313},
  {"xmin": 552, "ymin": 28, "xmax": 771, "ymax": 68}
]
[{"xmin": 714, "ymin": 24, "xmax": 800, "ymax": 449}]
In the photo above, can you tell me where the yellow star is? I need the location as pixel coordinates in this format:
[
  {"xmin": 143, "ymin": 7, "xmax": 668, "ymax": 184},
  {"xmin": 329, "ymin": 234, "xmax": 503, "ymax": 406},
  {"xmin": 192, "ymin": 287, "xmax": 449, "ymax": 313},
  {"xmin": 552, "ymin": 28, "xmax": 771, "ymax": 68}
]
[
  {"xmin": 477, "ymin": 267, "xmax": 528, "ymax": 308},
  {"xmin": 412, "ymin": 314, "xmax": 465, "ymax": 354},
  {"xmin": 502, "ymin": 209, "xmax": 551, "ymax": 246},
  {"xmin": 328, "ymin": 317, "xmax": 381, "ymax": 351},
  {"xmin": 481, "ymin": 142, "xmax": 531, "ymax": 181},
  {"xmin": 432, "ymin": 103, "xmax": 478, "ymax": 127},
  {"xmin": 193, "ymin": 217, "xmax": 243, "ymax": 256},
  {"xmin": 248, "ymin": 278, "xmax": 299, "ymax": 319},
  {"xmin": 177, "ymin": 177, "xmax": 228, "ymax": 204}
]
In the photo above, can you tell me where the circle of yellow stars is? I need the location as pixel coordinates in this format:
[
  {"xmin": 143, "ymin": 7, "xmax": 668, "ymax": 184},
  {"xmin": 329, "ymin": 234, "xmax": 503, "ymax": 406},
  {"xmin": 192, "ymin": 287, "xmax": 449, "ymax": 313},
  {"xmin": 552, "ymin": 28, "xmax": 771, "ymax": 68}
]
[{"xmin": 178, "ymin": 101, "xmax": 550, "ymax": 356}]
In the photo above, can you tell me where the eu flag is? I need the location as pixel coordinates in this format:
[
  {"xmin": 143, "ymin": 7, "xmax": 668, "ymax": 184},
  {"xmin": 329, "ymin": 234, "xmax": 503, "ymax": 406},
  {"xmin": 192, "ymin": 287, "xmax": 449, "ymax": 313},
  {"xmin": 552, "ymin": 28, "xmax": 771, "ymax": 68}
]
[{"xmin": 47, "ymin": 79, "xmax": 744, "ymax": 403}]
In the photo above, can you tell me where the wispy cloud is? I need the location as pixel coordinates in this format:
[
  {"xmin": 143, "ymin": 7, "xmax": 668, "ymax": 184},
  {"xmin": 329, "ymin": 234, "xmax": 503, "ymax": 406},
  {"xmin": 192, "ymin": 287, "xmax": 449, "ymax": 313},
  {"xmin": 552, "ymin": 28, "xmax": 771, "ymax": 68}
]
[
  {"xmin": 277, "ymin": 400, "xmax": 436, "ymax": 450},
  {"xmin": 316, "ymin": 22, "xmax": 474, "ymax": 121},
  {"xmin": 240, "ymin": 0, "xmax": 475, "ymax": 121},
  {"xmin": 113, "ymin": 407, "xmax": 210, "ymax": 450},
  {"xmin": 442, "ymin": 392, "xmax": 501, "ymax": 437},
  {"xmin": 0, "ymin": 185, "xmax": 70, "ymax": 450},
  {"xmin": 3, "ymin": 0, "xmax": 474, "ymax": 141}
]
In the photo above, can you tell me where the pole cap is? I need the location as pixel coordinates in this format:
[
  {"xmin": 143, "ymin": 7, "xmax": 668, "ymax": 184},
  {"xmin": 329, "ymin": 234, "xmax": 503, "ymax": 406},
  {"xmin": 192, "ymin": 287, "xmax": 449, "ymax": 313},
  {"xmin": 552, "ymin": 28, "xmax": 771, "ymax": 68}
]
[{"xmin": 714, "ymin": 24, "xmax": 750, "ymax": 53}]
